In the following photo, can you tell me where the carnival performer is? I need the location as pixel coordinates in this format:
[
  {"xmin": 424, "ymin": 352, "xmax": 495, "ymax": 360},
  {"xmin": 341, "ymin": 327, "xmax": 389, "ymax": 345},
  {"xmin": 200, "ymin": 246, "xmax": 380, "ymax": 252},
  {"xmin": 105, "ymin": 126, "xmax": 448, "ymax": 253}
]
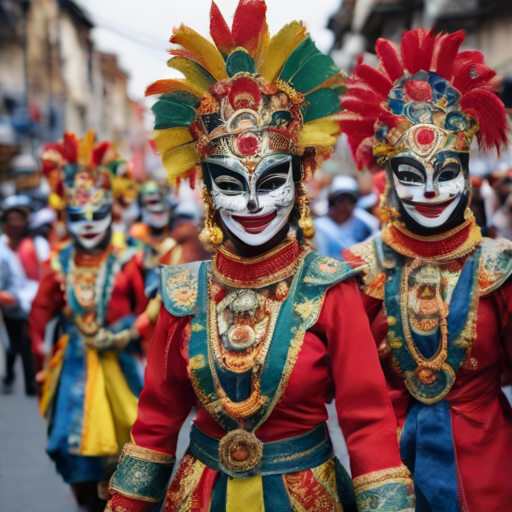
[
  {"xmin": 341, "ymin": 28, "xmax": 512, "ymax": 512},
  {"xmin": 29, "ymin": 131, "xmax": 149, "ymax": 510},
  {"xmin": 105, "ymin": 2, "xmax": 415, "ymax": 512}
]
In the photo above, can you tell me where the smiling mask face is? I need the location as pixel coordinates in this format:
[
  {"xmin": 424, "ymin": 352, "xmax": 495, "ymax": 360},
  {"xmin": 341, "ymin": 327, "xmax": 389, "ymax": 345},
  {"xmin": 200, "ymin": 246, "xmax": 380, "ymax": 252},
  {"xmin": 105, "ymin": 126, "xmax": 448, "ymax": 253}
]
[
  {"xmin": 390, "ymin": 151, "xmax": 469, "ymax": 230},
  {"xmin": 67, "ymin": 203, "xmax": 112, "ymax": 249},
  {"xmin": 203, "ymin": 154, "xmax": 296, "ymax": 246}
]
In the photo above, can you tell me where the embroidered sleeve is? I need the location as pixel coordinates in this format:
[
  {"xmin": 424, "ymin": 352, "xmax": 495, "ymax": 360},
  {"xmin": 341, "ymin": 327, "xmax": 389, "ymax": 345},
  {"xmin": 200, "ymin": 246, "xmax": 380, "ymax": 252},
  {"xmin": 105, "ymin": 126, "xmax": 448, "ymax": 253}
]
[
  {"xmin": 108, "ymin": 444, "xmax": 175, "ymax": 503},
  {"xmin": 344, "ymin": 240, "xmax": 386, "ymax": 300},
  {"xmin": 353, "ymin": 465, "xmax": 415, "ymax": 511}
]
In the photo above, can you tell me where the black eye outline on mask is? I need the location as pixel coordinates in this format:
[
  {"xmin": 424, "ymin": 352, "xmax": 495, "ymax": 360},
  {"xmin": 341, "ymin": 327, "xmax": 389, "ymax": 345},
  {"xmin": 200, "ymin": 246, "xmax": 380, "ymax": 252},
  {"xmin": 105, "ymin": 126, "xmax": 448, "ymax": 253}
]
[
  {"xmin": 256, "ymin": 160, "xmax": 290, "ymax": 193},
  {"xmin": 435, "ymin": 154, "xmax": 462, "ymax": 184},
  {"xmin": 391, "ymin": 156, "xmax": 426, "ymax": 186},
  {"xmin": 67, "ymin": 203, "xmax": 111, "ymax": 223},
  {"xmin": 205, "ymin": 162, "xmax": 248, "ymax": 195}
]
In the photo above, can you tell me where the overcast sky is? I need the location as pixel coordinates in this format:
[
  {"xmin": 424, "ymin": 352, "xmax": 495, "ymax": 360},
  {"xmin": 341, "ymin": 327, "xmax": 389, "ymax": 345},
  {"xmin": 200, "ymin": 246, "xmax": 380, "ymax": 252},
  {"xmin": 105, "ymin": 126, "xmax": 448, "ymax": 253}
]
[{"xmin": 78, "ymin": 0, "xmax": 341, "ymax": 102}]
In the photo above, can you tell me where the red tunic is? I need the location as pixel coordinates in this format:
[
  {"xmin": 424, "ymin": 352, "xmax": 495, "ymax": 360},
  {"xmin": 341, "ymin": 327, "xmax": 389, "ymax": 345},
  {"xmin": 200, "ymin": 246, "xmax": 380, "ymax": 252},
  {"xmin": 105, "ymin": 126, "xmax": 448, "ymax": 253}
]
[
  {"xmin": 30, "ymin": 246, "xmax": 149, "ymax": 371},
  {"xmin": 132, "ymin": 278, "xmax": 403, "ymax": 478},
  {"xmin": 356, "ymin": 268, "xmax": 512, "ymax": 512}
]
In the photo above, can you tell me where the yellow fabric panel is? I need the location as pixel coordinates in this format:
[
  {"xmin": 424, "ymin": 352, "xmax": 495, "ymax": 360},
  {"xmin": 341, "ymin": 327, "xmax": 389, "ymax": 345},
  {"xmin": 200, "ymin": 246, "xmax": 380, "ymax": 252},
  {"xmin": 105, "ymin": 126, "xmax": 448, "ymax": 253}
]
[
  {"xmin": 258, "ymin": 21, "xmax": 307, "ymax": 83},
  {"xmin": 101, "ymin": 351, "xmax": 138, "ymax": 450},
  {"xmin": 154, "ymin": 128, "xmax": 194, "ymax": 157},
  {"xmin": 145, "ymin": 78, "xmax": 204, "ymax": 98},
  {"xmin": 167, "ymin": 57, "xmax": 215, "ymax": 92},
  {"xmin": 226, "ymin": 475, "xmax": 265, "ymax": 512},
  {"xmin": 80, "ymin": 350, "xmax": 119, "ymax": 457},
  {"xmin": 161, "ymin": 142, "xmax": 201, "ymax": 182},
  {"xmin": 171, "ymin": 24, "xmax": 228, "ymax": 81},
  {"xmin": 39, "ymin": 334, "xmax": 69, "ymax": 417},
  {"xmin": 78, "ymin": 129, "xmax": 95, "ymax": 167}
]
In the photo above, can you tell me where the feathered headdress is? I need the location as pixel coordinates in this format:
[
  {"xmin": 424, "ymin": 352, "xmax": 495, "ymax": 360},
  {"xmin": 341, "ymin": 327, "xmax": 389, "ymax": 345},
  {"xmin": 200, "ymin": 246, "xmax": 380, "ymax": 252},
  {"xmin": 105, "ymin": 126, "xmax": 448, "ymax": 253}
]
[
  {"xmin": 340, "ymin": 29, "xmax": 508, "ymax": 170},
  {"xmin": 42, "ymin": 130, "xmax": 113, "ymax": 214},
  {"xmin": 147, "ymin": 0, "xmax": 346, "ymax": 184}
]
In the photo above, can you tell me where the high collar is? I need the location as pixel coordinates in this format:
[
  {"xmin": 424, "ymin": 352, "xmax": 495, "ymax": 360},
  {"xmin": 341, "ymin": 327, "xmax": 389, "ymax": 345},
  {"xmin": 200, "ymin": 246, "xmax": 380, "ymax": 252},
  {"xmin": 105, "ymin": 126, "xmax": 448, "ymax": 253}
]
[
  {"xmin": 213, "ymin": 237, "xmax": 303, "ymax": 288},
  {"xmin": 74, "ymin": 245, "xmax": 113, "ymax": 267},
  {"xmin": 382, "ymin": 212, "xmax": 482, "ymax": 263}
]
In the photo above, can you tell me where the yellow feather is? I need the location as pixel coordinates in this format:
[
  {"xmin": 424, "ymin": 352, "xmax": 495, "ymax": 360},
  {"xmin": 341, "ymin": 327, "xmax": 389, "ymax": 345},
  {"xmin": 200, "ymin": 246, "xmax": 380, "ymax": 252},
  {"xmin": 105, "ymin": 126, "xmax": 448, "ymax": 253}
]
[
  {"xmin": 161, "ymin": 142, "xmax": 201, "ymax": 182},
  {"xmin": 78, "ymin": 129, "xmax": 95, "ymax": 167},
  {"xmin": 258, "ymin": 21, "xmax": 307, "ymax": 83},
  {"xmin": 254, "ymin": 20, "xmax": 270, "ymax": 68},
  {"xmin": 167, "ymin": 57, "xmax": 215, "ymax": 92},
  {"xmin": 145, "ymin": 78, "xmax": 204, "ymax": 98},
  {"xmin": 297, "ymin": 116, "xmax": 340, "ymax": 149},
  {"xmin": 154, "ymin": 128, "xmax": 194, "ymax": 155},
  {"xmin": 171, "ymin": 24, "xmax": 228, "ymax": 81}
]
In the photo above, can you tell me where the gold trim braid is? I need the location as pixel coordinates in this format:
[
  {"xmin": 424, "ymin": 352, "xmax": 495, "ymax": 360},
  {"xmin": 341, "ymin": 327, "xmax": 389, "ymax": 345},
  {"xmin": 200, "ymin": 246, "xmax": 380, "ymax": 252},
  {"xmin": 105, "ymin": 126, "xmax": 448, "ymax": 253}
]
[
  {"xmin": 122, "ymin": 443, "xmax": 176, "ymax": 464},
  {"xmin": 353, "ymin": 464, "xmax": 412, "ymax": 491}
]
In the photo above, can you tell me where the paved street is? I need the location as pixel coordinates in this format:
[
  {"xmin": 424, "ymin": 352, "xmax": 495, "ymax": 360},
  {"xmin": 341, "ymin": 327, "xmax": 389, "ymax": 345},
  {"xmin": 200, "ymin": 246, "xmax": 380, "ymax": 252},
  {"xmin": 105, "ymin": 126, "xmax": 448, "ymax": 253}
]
[{"xmin": 0, "ymin": 361, "xmax": 76, "ymax": 512}]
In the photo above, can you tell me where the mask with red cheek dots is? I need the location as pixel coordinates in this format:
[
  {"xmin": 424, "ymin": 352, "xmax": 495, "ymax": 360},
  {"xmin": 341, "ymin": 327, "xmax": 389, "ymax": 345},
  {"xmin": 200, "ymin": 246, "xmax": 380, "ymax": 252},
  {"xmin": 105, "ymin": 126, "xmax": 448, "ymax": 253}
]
[{"xmin": 390, "ymin": 151, "xmax": 470, "ymax": 232}]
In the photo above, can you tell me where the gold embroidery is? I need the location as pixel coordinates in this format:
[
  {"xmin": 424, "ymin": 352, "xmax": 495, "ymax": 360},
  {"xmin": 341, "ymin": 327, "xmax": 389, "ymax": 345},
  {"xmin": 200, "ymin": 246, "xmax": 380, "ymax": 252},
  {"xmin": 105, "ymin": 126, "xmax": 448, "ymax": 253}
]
[
  {"xmin": 353, "ymin": 464, "xmax": 411, "ymax": 491},
  {"xmin": 121, "ymin": 443, "xmax": 176, "ymax": 465}
]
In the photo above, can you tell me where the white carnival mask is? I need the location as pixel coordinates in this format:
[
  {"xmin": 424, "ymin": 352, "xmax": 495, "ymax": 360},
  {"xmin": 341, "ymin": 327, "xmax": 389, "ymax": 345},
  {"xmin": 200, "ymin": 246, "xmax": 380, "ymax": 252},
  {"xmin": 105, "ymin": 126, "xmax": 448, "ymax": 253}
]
[
  {"xmin": 390, "ymin": 151, "xmax": 468, "ymax": 229},
  {"xmin": 67, "ymin": 203, "xmax": 112, "ymax": 249},
  {"xmin": 206, "ymin": 154, "xmax": 295, "ymax": 246}
]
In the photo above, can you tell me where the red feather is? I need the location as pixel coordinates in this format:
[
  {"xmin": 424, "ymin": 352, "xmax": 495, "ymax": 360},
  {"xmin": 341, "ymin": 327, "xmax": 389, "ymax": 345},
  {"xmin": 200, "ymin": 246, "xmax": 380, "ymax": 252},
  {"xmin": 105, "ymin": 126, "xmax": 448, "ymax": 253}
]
[
  {"xmin": 376, "ymin": 38, "xmax": 403, "ymax": 82},
  {"xmin": 342, "ymin": 97, "xmax": 384, "ymax": 118},
  {"xmin": 63, "ymin": 133, "xmax": 78, "ymax": 163},
  {"xmin": 461, "ymin": 89, "xmax": 508, "ymax": 152},
  {"xmin": 353, "ymin": 64, "xmax": 393, "ymax": 100},
  {"xmin": 431, "ymin": 30, "xmax": 465, "ymax": 80},
  {"xmin": 231, "ymin": 0, "xmax": 267, "ymax": 57},
  {"xmin": 401, "ymin": 28, "xmax": 436, "ymax": 74},
  {"xmin": 344, "ymin": 85, "xmax": 382, "ymax": 105},
  {"xmin": 210, "ymin": 1, "xmax": 235, "ymax": 55},
  {"xmin": 92, "ymin": 142, "xmax": 111, "ymax": 166},
  {"xmin": 453, "ymin": 63, "xmax": 496, "ymax": 94}
]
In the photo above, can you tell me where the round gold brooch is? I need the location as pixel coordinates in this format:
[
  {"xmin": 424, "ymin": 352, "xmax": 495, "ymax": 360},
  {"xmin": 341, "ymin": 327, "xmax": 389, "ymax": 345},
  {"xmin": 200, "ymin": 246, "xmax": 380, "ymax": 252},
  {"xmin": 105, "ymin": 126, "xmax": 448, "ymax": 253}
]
[{"xmin": 218, "ymin": 429, "xmax": 263, "ymax": 477}]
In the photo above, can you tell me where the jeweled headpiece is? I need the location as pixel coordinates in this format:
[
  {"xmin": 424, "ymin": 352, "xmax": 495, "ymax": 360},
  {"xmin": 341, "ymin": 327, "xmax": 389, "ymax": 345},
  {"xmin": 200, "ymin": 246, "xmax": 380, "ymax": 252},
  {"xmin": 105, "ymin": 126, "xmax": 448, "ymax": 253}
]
[
  {"xmin": 340, "ymin": 29, "xmax": 508, "ymax": 169},
  {"xmin": 42, "ymin": 130, "xmax": 113, "ymax": 216},
  {"xmin": 147, "ymin": 0, "xmax": 345, "ymax": 184}
]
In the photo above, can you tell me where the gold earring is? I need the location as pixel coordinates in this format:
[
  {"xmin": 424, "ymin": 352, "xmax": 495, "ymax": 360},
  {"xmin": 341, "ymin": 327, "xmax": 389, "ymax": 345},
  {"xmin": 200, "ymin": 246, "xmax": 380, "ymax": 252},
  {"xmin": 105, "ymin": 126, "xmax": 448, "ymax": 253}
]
[
  {"xmin": 199, "ymin": 187, "xmax": 224, "ymax": 252},
  {"xmin": 297, "ymin": 183, "xmax": 315, "ymax": 239}
]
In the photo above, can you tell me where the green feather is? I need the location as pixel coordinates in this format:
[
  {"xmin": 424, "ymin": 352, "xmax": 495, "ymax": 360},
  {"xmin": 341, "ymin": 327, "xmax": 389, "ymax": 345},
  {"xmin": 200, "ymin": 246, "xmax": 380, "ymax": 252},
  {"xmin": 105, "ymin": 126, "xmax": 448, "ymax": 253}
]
[
  {"xmin": 279, "ymin": 36, "xmax": 321, "ymax": 82},
  {"xmin": 302, "ymin": 89, "xmax": 341, "ymax": 123},
  {"xmin": 226, "ymin": 49, "xmax": 256, "ymax": 77},
  {"xmin": 288, "ymin": 54, "xmax": 339, "ymax": 94},
  {"xmin": 152, "ymin": 94, "xmax": 197, "ymax": 130}
]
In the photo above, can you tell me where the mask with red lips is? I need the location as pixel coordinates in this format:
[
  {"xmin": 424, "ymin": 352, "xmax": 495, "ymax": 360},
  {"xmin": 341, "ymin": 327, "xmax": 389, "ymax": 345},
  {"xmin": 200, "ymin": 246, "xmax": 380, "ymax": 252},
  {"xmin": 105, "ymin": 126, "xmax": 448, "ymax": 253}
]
[
  {"xmin": 203, "ymin": 154, "xmax": 298, "ymax": 246},
  {"xmin": 389, "ymin": 151, "xmax": 470, "ymax": 235},
  {"xmin": 340, "ymin": 28, "xmax": 508, "ymax": 237}
]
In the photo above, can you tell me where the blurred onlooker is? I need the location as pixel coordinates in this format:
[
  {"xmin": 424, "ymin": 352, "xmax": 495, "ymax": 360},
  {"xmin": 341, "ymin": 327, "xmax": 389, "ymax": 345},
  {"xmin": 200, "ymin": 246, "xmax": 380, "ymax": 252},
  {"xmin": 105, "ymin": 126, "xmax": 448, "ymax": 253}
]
[
  {"xmin": 314, "ymin": 176, "xmax": 379, "ymax": 260},
  {"xmin": 493, "ymin": 193, "xmax": 512, "ymax": 240},
  {"xmin": 1, "ymin": 195, "xmax": 50, "ymax": 281},
  {"xmin": 0, "ymin": 239, "xmax": 36, "ymax": 395},
  {"xmin": 8, "ymin": 153, "xmax": 57, "ymax": 241}
]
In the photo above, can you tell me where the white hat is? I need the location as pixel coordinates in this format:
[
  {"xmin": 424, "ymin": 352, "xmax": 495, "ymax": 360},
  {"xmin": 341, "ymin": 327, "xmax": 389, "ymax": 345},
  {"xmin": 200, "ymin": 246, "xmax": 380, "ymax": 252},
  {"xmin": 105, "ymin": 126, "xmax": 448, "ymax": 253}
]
[{"xmin": 329, "ymin": 175, "xmax": 360, "ymax": 200}]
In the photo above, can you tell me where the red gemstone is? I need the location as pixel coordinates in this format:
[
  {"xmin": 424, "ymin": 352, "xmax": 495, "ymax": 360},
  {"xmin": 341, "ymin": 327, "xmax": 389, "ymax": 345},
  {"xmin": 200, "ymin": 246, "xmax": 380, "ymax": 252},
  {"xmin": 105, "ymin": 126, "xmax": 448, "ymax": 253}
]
[
  {"xmin": 237, "ymin": 132, "xmax": 259, "ymax": 156},
  {"xmin": 416, "ymin": 128, "xmax": 435, "ymax": 146},
  {"xmin": 404, "ymin": 81, "xmax": 433, "ymax": 102}
]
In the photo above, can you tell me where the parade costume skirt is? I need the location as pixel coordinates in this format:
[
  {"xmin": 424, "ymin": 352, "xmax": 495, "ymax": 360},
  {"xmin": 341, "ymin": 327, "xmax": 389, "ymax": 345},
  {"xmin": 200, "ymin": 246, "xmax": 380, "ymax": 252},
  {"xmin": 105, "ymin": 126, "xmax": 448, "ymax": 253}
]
[
  {"xmin": 163, "ymin": 424, "xmax": 357, "ymax": 512},
  {"xmin": 42, "ymin": 327, "xmax": 142, "ymax": 483}
]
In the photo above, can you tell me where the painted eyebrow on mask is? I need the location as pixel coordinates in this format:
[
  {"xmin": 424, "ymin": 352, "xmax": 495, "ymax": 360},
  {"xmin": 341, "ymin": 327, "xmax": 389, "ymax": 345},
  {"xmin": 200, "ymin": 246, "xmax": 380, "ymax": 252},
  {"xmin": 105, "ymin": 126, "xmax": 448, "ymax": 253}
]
[
  {"xmin": 390, "ymin": 156, "xmax": 427, "ymax": 179},
  {"xmin": 256, "ymin": 160, "xmax": 291, "ymax": 185},
  {"xmin": 206, "ymin": 162, "xmax": 249, "ymax": 186}
]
